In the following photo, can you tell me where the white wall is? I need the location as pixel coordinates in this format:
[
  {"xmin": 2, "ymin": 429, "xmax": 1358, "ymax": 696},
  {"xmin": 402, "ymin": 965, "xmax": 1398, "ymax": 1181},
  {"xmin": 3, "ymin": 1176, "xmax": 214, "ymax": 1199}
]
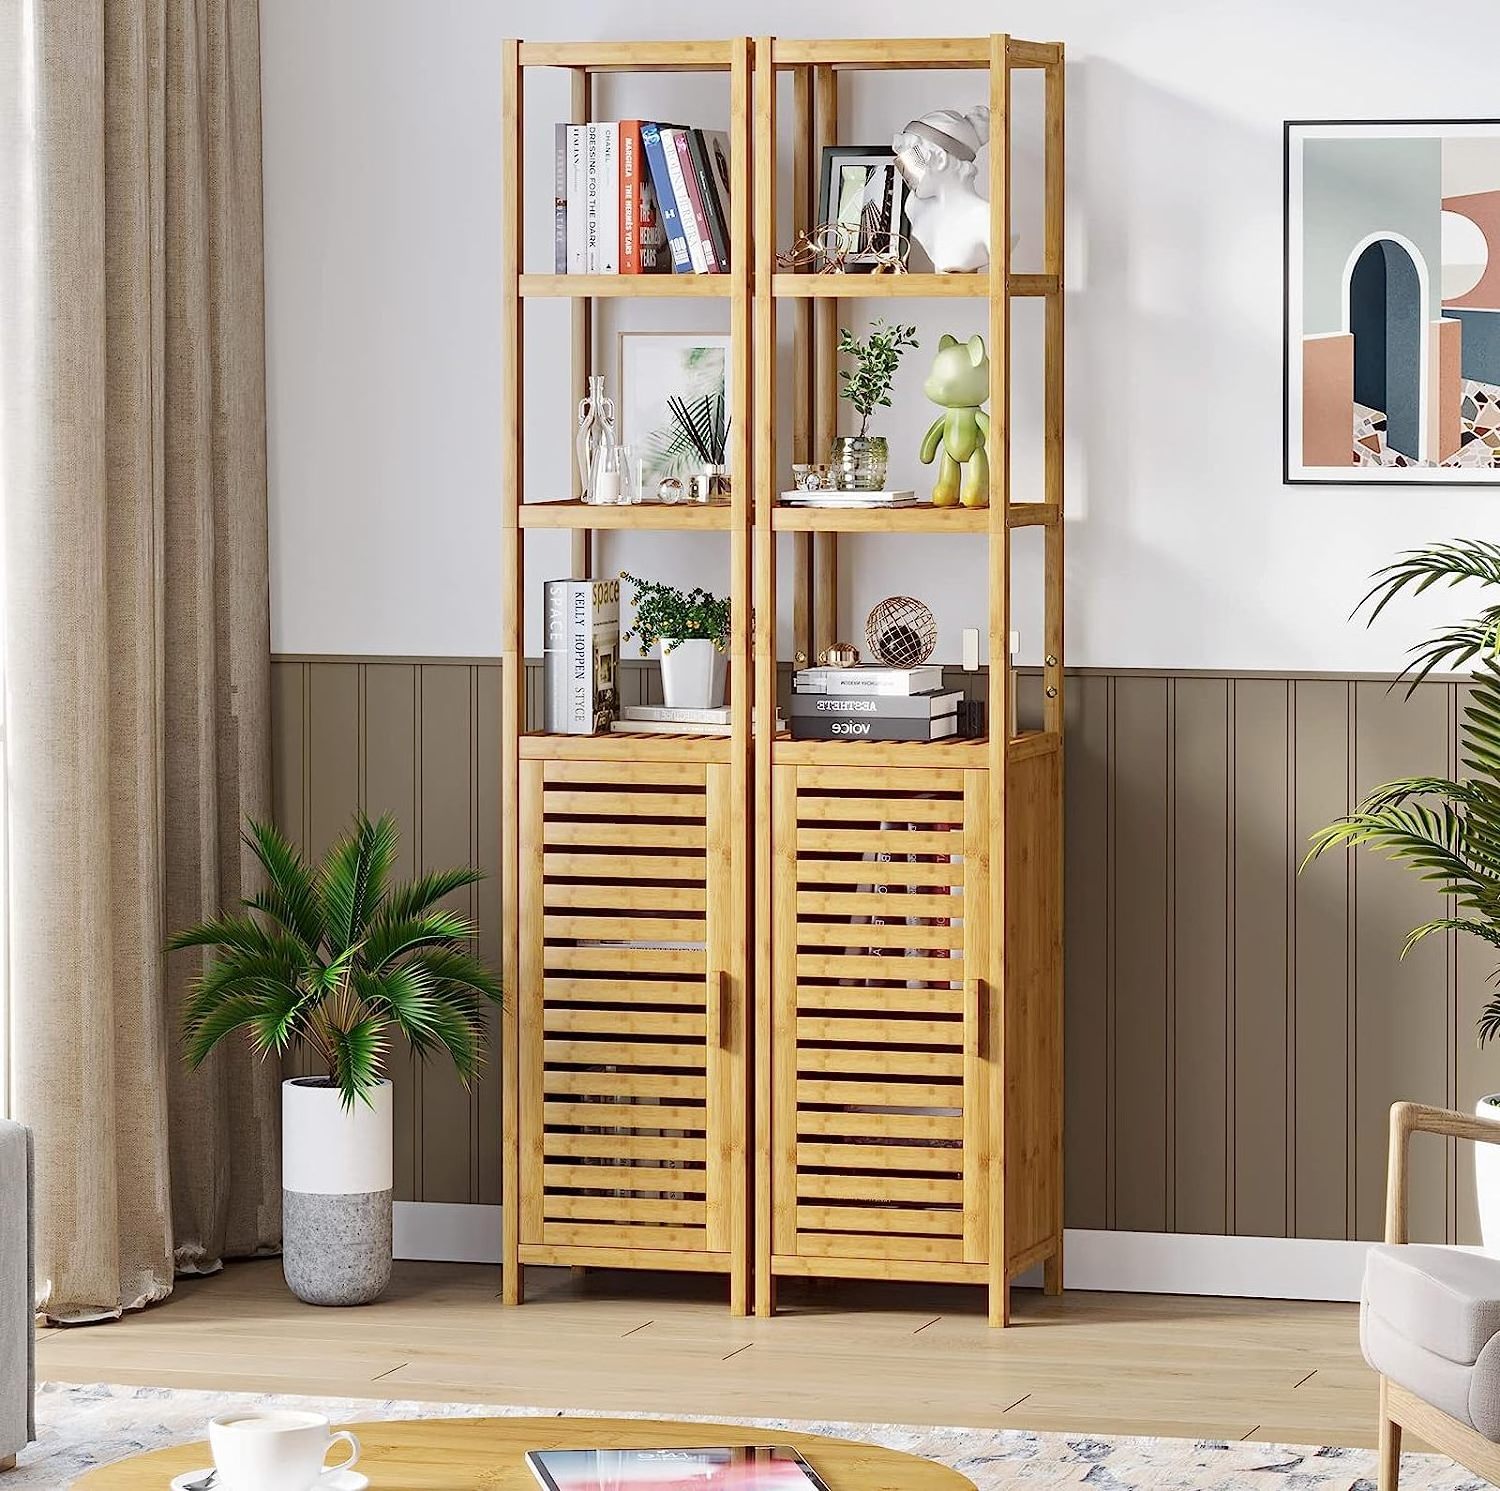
[{"xmin": 261, "ymin": 0, "xmax": 1500, "ymax": 670}]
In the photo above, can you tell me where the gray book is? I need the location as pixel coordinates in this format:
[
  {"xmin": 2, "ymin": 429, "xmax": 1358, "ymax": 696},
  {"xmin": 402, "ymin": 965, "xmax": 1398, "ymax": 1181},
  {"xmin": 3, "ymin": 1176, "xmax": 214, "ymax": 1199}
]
[{"xmin": 554, "ymin": 123, "xmax": 571, "ymax": 274}]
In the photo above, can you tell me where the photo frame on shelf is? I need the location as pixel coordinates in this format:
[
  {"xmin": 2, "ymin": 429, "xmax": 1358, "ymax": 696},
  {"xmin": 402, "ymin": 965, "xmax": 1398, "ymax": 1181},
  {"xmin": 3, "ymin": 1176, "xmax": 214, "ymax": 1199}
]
[
  {"xmin": 816, "ymin": 145, "xmax": 910, "ymax": 272},
  {"xmin": 617, "ymin": 331, "xmax": 733, "ymax": 494},
  {"xmin": 1285, "ymin": 117, "xmax": 1500, "ymax": 485}
]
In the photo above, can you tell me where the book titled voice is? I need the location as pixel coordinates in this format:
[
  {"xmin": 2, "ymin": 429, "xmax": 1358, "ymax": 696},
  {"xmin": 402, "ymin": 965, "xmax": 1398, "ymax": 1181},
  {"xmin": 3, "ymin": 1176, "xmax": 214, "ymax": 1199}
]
[{"xmin": 543, "ymin": 578, "xmax": 619, "ymax": 734}]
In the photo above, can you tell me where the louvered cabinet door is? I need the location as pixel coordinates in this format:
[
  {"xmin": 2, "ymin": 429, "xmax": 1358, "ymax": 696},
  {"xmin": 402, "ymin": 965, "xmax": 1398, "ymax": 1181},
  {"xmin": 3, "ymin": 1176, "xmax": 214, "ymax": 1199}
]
[
  {"xmin": 770, "ymin": 764, "xmax": 992, "ymax": 1282},
  {"xmin": 516, "ymin": 759, "xmax": 742, "ymax": 1272}
]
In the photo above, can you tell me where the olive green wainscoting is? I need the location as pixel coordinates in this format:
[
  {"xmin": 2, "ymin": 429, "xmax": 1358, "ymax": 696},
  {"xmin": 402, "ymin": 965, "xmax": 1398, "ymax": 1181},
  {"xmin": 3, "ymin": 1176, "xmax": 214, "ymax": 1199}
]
[{"xmin": 271, "ymin": 657, "xmax": 1487, "ymax": 1244}]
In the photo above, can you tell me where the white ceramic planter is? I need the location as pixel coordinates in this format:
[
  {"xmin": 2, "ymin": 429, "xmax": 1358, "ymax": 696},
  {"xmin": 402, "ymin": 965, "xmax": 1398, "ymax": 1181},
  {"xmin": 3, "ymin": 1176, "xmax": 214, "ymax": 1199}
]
[
  {"xmin": 282, "ymin": 1077, "xmax": 393, "ymax": 1306},
  {"xmin": 660, "ymin": 638, "xmax": 727, "ymax": 709},
  {"xmin": 1478, "ymin": 1095, "xmax": 1500, "ymax": 1253}
]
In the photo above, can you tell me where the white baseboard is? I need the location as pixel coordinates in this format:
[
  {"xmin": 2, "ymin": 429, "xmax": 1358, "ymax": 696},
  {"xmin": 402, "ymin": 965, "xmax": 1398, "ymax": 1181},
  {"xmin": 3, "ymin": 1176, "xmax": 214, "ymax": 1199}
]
[
  {"xmin": 393, "ymin": 1202, "xmax": 502, "ymax": 1264},
  {"xmin": 393, "ymin": 1205, "xmax": 1385, "ymax": 1300}
]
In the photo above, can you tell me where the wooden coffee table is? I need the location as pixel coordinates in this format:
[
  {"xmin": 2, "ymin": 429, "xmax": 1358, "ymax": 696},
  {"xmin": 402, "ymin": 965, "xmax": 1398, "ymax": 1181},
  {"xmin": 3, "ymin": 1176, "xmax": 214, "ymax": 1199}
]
[{"xmin": 71, "ymin": 1415, "xmax": 975, "ymax": 1489}]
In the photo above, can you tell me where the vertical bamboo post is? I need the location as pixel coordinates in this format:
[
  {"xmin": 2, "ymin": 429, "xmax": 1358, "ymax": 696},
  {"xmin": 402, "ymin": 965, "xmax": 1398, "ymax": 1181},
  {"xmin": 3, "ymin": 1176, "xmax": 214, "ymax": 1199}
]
[
  {"xmin": 812, "ymin": 63, "xmax": 839, "ymax": 657},
  {"xmin": 1042, "ymin": 45, "xmax": 1067, "ymax": 1299},
  {"xmin": 726, "ymin": 35, "xmax": 753, "ymax": 1318},
  {"xmin": 986, "ymin": 32, "xmax": 1013, "ymax": 1330},
  {"xmin": 790, "ymin": 66, "xmax": 814, "ymax": 664},
  {"xmin": 752, "ymin": 34, "xmax": 778, "ymax": 1319},
  {"xmin": 499, "ymin": 37, "xmax": 525, "ymax": 1308},
  {"xmin": 569, "ymin": 67, "xmax": 593, "ymax": 579}
]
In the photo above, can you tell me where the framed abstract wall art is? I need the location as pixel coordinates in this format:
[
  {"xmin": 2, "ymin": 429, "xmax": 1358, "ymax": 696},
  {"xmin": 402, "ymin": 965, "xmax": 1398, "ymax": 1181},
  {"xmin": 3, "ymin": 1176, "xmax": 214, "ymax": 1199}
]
[{"xmin": 1285, "ymin": 119, "xmax": 1500, "ymax": 484}]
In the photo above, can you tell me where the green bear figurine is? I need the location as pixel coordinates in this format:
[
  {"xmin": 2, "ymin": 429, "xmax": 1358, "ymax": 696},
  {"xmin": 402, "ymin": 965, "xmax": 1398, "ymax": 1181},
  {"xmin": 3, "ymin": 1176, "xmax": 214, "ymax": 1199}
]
[{"xmin": 919, "ymin": 333, "xmax": 990, "ymax": 508}]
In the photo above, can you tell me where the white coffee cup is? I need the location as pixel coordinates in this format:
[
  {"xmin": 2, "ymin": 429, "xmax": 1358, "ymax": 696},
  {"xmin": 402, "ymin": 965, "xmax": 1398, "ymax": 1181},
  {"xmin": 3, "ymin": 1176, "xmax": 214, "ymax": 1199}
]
[{"xmin": 208, "ymin": 1410, "xmax": 360, "ymax": 1490}]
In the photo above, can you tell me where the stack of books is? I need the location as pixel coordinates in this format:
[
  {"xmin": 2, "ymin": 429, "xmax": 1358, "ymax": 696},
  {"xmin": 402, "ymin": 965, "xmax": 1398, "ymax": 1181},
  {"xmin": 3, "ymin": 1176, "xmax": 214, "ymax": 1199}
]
[
  {"xmin": 555, "ymin": 121, "xmax": 731, "ymax": 275},
  {"xmin": 790, "ymin": 665, "xmax": 967, "ymax": 742},
  {"xmin": 780, "ymin": 489, "xmax": 918, "ymax": 509}
]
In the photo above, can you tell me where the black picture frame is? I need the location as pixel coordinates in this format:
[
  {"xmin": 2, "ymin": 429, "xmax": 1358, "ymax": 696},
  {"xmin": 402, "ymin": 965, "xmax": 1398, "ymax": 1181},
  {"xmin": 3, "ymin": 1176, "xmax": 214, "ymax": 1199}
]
[
  {"xmin": 1284, "ymin": 117, "xmax": 1500, "ymax": 487},
  {"xmin": 816, "ymin": 145, "xmax": 910, "ymax": 272}
]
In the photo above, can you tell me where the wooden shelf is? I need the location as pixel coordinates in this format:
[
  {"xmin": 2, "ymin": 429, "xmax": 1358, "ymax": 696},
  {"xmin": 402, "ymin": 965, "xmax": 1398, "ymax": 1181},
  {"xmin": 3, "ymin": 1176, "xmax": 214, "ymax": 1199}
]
[
  {"xmin": 772, "ymin": 502, "xmax": 987, "ymax": 533},
  {"xmin": 771, "ymin": 272, "xmax": 1057, "ymax": 299},
  {"xmin": 771, "ymin": 734, "xmax": 990, "ymax": 768},
  {"xmin": 771, "ymin": 37, "xmax": 1061, "ymax": 70},
  {"xmin": 520, "ymin": 274, "xmax": 732, "ymax": 299},
  {"xmin": 521, "ymin": 499, "xmax": 734, "ymax": 531},
  {"xmin": 518, "ymin": 40, "xmax": 735, "ymax": 72},
  {"xmin": 519, "ymin": 730, "xmax": 732, "ymax": 764},
  {"xmin": 771, "ymin": 502, "xmax": 1058, "ymax": 531}
]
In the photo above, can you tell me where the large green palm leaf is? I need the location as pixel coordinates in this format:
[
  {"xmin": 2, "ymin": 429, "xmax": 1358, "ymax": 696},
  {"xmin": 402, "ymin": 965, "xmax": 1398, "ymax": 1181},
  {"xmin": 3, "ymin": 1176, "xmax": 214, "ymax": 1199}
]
[
  {"xmin": 170, "ymin": 810, "xmax": 503, "ymax": 1107},
  {"xmin": 1309, "ymin": 549, "xmax": 1500, "ymax": 1045}
]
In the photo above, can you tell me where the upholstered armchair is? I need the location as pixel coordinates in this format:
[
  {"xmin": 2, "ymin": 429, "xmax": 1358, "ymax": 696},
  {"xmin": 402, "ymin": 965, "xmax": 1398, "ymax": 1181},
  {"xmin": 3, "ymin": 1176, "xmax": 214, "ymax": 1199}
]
[
  {"xmin": 0, "ymin": 1120, "xmax": 31, "ymax": 1472},
  {"xmin": 1363, "ymin": 1102, "xmax": 1500, "ymax": 1490}
]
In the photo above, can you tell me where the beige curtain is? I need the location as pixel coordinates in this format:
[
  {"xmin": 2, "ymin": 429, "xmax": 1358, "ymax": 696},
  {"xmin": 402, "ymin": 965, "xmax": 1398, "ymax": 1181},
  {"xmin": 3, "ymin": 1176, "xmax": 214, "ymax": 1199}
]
[{"xmin": 0, "ymin": 0, "xmax": 280, "ymax": 1322}]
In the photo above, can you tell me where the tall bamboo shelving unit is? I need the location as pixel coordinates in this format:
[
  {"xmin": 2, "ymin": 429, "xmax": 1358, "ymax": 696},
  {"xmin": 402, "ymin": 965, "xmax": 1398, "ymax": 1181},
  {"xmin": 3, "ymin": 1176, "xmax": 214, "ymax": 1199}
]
[
  {"xmin": 501, "ymin": 34, "xmax": 1064, "ymax": 1328},
  {"xmin": 754, "ymin": 35, "xmax": 1064, "ymax": 1329},
  {"xmin": 500, "ymin": 39, "xmax": 755, "ymax": 1313}
]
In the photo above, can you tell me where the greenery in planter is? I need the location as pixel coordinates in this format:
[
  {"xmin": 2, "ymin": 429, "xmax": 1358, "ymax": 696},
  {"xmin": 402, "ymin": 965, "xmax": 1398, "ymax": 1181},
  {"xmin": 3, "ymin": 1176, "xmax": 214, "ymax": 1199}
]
[
  {"xmin": 169, "ymin": 812, "xmax": 503, "ymax": 1106},
  {"xmin": 1305, "ymin": 540, "xmax": 1500, "ymax": 1041},
  {"xmin": 837, "ymin": 319, "xmax": 919, "ymax": 437},
  {"xmin": 621, "ymin": 572, "xmax": 731, "ymax": 654}
]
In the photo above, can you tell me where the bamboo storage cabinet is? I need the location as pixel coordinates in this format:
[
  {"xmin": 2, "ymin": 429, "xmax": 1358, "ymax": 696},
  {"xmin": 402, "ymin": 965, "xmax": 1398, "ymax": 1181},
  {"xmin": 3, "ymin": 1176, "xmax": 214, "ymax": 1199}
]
[
  {"xmin": 499, "ymin": 39, "xmax": 755, "ymax": 1313},
  {"xmin": 500, "ymin": 35, "xmax": 1064, "ymax": 1328}
]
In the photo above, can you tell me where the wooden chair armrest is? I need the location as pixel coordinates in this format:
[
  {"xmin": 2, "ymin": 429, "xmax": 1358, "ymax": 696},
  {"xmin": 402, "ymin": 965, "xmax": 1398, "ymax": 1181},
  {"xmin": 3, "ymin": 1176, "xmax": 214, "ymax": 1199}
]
[{"xmin": 1386, "ymin": 1101, "xmax": 1500, "ymax": 1244}]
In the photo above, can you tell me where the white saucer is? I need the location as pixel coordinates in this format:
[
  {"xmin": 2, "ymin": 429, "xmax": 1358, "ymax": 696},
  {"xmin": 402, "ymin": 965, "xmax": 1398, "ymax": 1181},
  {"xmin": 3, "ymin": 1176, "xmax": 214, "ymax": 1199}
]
[{"xmin": 170, "ymin": 1471, "xmax": 369, "ymax": 1491}]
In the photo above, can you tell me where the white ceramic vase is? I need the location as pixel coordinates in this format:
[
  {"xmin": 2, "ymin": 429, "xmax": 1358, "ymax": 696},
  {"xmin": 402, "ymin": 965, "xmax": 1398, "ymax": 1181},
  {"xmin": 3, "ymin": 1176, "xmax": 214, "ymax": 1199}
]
[
  {"xmin": 282, "ymin": 1077, "xmax": 393, "ymax": 1306},
  {"xmin": 660, "ymin": 639, "xmax": 727, "ymax": 710},
  {"xmin": 1478, "ymin": 1095, "xmax": 1500, "ymax": 1252}
]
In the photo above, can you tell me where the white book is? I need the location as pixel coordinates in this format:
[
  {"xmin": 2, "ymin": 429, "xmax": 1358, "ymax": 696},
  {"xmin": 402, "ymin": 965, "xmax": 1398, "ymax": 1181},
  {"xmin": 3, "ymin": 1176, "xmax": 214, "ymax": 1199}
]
[
  {"xmin": 794, "ymin": 664, "xmax": 944, "ymax": 696},
  {"xmin": 543, "ymin": 578, "xmax": 619, "ymax": 733},
  {"xmin": 661, "ymin": 128, "xmax": 708, "ymax": 273},
  {"xmin": 780, "ymin": 489, "xmax": 918, "ymax": 507},
  {"xmin": 612, "ymin": 718, "xmax": 731, "ymax": 737},
  {"xmin": 566, "ymin": 126, "xmax": 587, "ymax": 273},
  {"xmin": 622, "ymin": 703, "xmax": 733, "ymax": 724},
  {"xmin": 584, "ymin": 125, "xmax": 600, "ymax": 272},
  {"xmin": 596, "ymin": 123, "xmax": 619, "ymax": 273}
]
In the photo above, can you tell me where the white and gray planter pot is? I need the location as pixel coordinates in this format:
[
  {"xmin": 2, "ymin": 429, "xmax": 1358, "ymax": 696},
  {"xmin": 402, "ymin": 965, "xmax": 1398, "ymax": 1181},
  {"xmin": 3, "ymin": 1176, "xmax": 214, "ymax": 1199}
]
[
  {"xmin": 282, "ymin": 1077, "xmax": 393, "ymax": 1306},
  {"xmin": 660, "ymin": 638, "xmax": 727, "ymax": 710},
  {"xmin": 1478, "ymin": 1095, "xmax": 1500, "ymax": 1253}
]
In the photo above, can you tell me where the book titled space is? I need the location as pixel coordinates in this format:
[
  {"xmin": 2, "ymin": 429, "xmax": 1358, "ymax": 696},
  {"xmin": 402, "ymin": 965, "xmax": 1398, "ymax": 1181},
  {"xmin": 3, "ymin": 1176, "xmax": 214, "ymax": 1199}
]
[
  {"xmin": 543, "ymin": 578, "xmax": 619, "ymax": 734},
  {"xmin": 792, "ymin": 664, "xmax": 944, "ymax": 696}
]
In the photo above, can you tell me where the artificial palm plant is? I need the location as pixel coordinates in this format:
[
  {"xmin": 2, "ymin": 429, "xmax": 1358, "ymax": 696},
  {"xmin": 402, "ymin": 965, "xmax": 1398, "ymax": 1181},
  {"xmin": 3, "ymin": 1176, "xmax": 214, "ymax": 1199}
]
[
  {"xmin": 170, "ymin": 812, "xmax": 503, "ymax": 1106},
  {"xmin": 1306, "ymin": 540, "xmax": 1500, "ymax": 1042}
]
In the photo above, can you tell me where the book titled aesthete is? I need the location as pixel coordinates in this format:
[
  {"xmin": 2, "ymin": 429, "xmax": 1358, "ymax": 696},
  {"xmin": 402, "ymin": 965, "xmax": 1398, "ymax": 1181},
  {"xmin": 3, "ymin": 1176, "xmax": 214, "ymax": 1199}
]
[{"xmin": 543, "ymin": 578, "xmax": 619, "ymax": 735}]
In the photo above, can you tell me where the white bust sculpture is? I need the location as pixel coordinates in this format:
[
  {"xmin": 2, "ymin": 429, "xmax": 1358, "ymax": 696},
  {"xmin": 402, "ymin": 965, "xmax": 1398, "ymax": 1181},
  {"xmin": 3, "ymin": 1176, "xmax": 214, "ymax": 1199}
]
[{"xmin": 892, "ymin": 106, "xmax": 992, "ymax": 273}]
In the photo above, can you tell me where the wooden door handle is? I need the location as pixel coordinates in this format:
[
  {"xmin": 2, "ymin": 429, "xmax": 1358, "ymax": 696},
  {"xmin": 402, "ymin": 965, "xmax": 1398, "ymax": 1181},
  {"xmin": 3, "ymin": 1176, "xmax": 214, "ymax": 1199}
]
[
  {"xmin": 716, "ymin": 970, "xmax": 733, "ymax": 1052},
  {"xmin": 973, "ymin": 977, "xmax": 989, "ymax": 1059}
]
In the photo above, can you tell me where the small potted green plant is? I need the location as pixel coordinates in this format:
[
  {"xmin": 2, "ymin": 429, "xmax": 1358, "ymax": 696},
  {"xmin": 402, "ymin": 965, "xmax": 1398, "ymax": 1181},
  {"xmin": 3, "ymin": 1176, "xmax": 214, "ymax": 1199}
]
[
  {"xmin": 833, "ymin": 318, "xmax": 919, "ymax": 490},
  {"xmin": 621, "ymin": 572, "xmax": 732, "ymax": 709},
  {"xmin": 169, "ymin": 812, "xmax": 502, "ymax": 1306}
]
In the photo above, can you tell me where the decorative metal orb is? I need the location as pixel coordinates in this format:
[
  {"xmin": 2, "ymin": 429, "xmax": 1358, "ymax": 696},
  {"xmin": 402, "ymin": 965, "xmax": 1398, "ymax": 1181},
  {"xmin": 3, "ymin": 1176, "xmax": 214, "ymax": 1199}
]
[
  {"xmin": 818, "ymin": 641, "xmax": 861, "ymax": 668},
  {"xmin": 866, "ymin": 596, "xmax": 937, "ymax": 668}
]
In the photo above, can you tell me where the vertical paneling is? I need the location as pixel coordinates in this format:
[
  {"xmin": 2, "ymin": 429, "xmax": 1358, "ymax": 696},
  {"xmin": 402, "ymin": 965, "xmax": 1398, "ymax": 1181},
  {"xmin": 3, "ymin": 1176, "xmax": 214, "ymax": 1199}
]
[
  {"xmin": 1292, "ymin": 680, "xmax": 1353, "ymax": 1240},
  {"xmin": 1172, "ymin": 678, "xmax": 1229, "ymax": 1235},
  {"xmin": 1112, "ymin": 677, "xmax": 1169, "ymax": 1233},
  {"xmin": 1062, "ymin": 674, "xmax": 1108, "ymax": 1230},
  {"xmin": 419, "ymin": 664, "xmax": 479, "ymax": 1205},
  {"xmin": 363, "ymin": 664, "xmax": 420, "ymax": 1202},
  {"xmin": 1232, "ymin": 680, "xmax": 1290, "ymax": 1238},
  {"xmin": 1354, "ymin": 681, "xmax": 1452, "ymax": 1244},
  {"xmin": 475, "ymin": 667, "xmax": 504, "ymax": 1207},
  {"xmin": 273, "ymin": 660, "xmax": 1480, "ymax": 1243}
]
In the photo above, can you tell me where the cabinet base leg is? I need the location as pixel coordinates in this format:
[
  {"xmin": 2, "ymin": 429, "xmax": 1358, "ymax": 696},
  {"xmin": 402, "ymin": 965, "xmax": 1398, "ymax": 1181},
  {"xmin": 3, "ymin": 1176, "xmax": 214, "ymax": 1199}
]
[{"xmin": 1044, "ymin": 1244, "xmax": 1064, "ymax": 1296}]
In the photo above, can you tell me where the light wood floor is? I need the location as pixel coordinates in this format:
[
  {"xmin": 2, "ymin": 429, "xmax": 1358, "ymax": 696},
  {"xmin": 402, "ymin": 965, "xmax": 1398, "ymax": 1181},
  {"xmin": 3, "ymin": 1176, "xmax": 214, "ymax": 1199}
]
[{"xmin": 36, "ymin": 1260, "xmax": 1379, "ymax": 1448}]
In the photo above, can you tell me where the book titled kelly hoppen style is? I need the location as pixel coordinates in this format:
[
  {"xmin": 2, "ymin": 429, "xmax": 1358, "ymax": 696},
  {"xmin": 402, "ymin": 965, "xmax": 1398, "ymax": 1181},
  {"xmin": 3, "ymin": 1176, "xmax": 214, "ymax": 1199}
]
[{"xmin": 556, "ymin": 119, "xmax": 730, "ymax": 274}]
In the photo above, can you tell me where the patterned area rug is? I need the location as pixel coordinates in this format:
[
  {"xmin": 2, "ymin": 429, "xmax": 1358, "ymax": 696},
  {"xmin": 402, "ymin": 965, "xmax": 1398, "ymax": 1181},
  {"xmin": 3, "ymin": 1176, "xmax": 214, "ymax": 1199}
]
[{"xmin": 19, "ymin": 1381, "xmax": 1487, "ymax": 1490}]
